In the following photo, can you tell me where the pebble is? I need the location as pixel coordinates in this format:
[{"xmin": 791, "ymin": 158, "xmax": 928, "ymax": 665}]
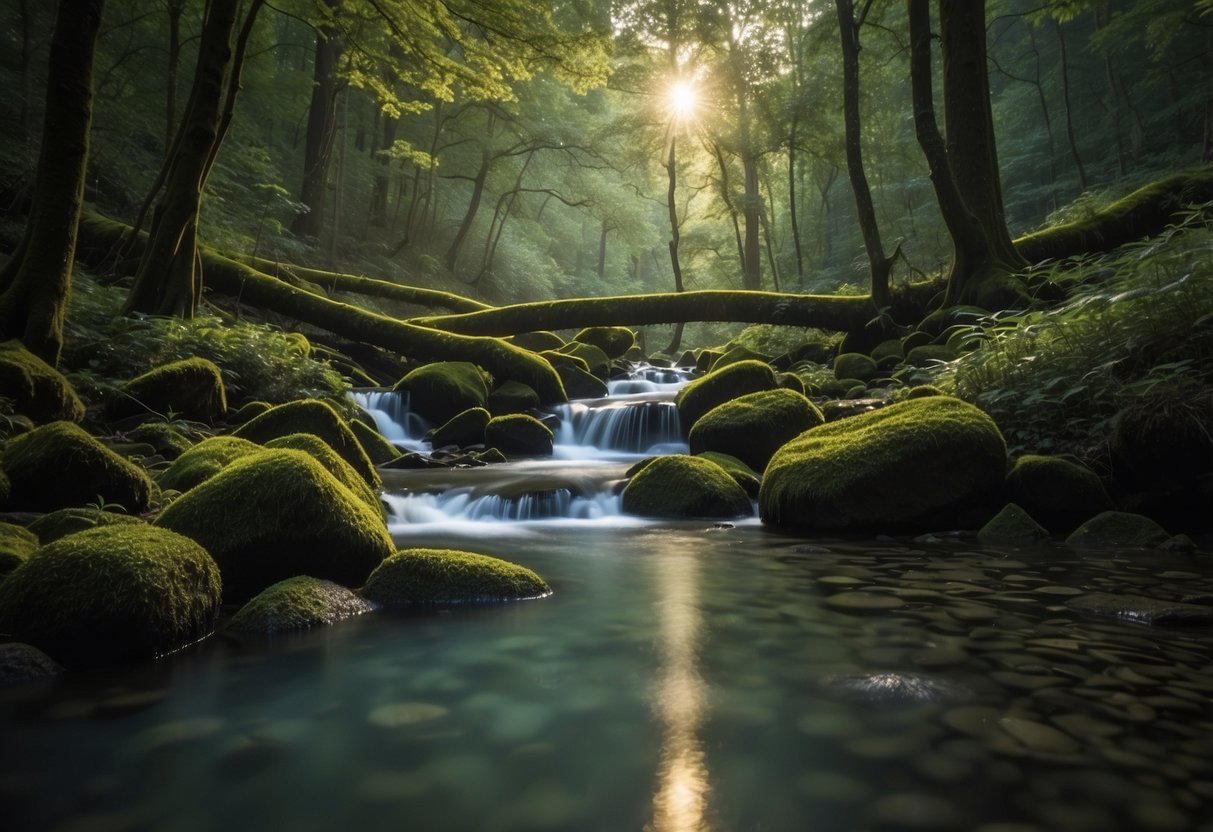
[
  {"xmin": 823, "ymin": 592, "xmax": 906, "ymax": 611},
  {"xmin": 998, "ymin": 716, "xmax": 1082, "ymax": 755},
  {"xmin": 367, "ymin": 702, "xmax": 449, "ymax": 728}
]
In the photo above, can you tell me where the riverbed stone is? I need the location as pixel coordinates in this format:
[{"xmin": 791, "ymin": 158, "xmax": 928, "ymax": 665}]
[
  {"xmin": 676, "ymin": 359, "xmax": 779, "ymax": 431},
  {"xmin": 688, "ymin": 388, "xmax": 824, "ymax": 472},
  {"xmin": 485, "ymin": 414, "xmax": 554, "ymax": 457},
  {"xmin": 0, "ymin": 339, "xmax": 85, "ymax": 425},
  {"xmin": 572, "ymin": 326, "xmax": 635, "ymax": 359},
  {"xmin": 110, "ymin": 357, "xmax": 227, "ymax": 423},
  {"xmin": 428, "ymin": 407, "xmax": 490, "ymax": 449},
  {"xmin": 0, "ymin": 525, "xmax": 221, "ymax": 666},
  {"xmin": 0, "ymin": 421, "xmax": 153, "ymax": 514},
  {"xmin": 759, "ymin": 396, "xmax": 1006, "ymax": 530},
  {"xmin": 233, "ymin": 398, "xmax": 379, "ymax": 488},
  {"xmin": 621, "ymin": 454, "xmax": 752, "ymax": 519},
  {"xmin": 1065, "ymin": 511, "xmax": 1171, "ymax": 548},
  {"xmin": 1005, "ymin": 454, "xmax": 1112, "ymax": 532},
  {"xmin": 977, "ymin": 503, "xmax": 1051, "ymax": 545},
  {"xmin": 156, "ymin": 449, "xmax": 393, "ymax": 600},
  {"xmin": 360, "ymin": 548, "xmax": 550, "ymax": 606},
  {"xmin": 227, "ymin": 576, "xmax": 375, "ymax": 634},
  {"xmin": 1064, "ymin": 592, "xmax": 1213, "ymax": 626},
  {"xmin": 156, "ymin": 435, "xmax": 263, "ymax": 493},
  {"xmin": 392, "ymin": 361, "xmax": 490, "ymax": 426}
]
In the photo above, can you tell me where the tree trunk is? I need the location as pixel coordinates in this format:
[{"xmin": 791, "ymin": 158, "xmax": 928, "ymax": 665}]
[
  {"xmin": 597, "ymin": 220, "xmax": 609, "ymax": 279},
  {"xmin": 445, "ymin": 150, "xmax": 490, "ymax": 271},
  {"xmin": 1056, "ymin": 19, "xmax": 1088, "ymax": 190},
  {"xmin": 370, "ymin": 103, "xmax": 398, "ymax": 227},
  {"xmin": 787, "ymin": 114, "xmax": 804, "ymax": 283},
  {"xmin": 741, "ymin": 150, "xmax": 762, "ymax": 291},
  {"xmin": 291, "ymin": 0, "xmax": 342, "ymax": 239},
  {"xmin": 664, "ymin": 134, "xmax": 686, "ymax": 354},
  {"xmin": 165, "ymin": 0, "xmax": 184, "ymax": 155},
  {"xmin": 0, "ymin": 0, "xmax": 105, "ymax": 365},
  {"xmin": 710, "ymin": 141, "xmax": 746, "ymax": 277}
]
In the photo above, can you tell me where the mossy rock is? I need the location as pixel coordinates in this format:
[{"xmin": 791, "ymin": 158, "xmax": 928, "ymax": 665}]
[
  {"xmin": 675, "ymin": 360, "xmax": 779, "ymax": 432},
  {"xmin": 1110, "ymin": 393, "xmax": 1213, "ymax": 488},
  {"xmin": 833, "ymin": 352, "xmax": 877, "ymax": 383},
  {"xmin": 622, "ymin": 454, "xmax": 752, "ymax": 519},
  {"xmin": 112, "ymin": 357, "xmax": 227, "ymax": 423},
  {"xmin": 677, "ymin": 350, "xmax": 697, "ymax": 368},
  {"xmin": 228, "ymin": 400, "xmax": 271, "ymax": 425},
  {"xmin": 573, "ymin": 327, "xmax": 635, "ymax": 360},
  {"xmin": 905, "ymin": 344, "xmax": 959, "ymax": 368},
  {"xmin": 760, "ymin": 396, "xmax": 1007, "ymax": 530},
  {"xmin": 508, "ymin": 331, "xmax": 565, "ymax": 352},
  {"xmin": 156, "ymin": 435, "xmax": 262, "ymax": 493},
  {"xmin": 541, "ymin": 349, "xmax": 589, "ymax": 374},
  {"xmin": 712, "ymin": 345, "xmax": 771, "ymax": 372},
  {"xmin": 0, "ymin": 340, "xmax": 85, "ymax": 425},
  {"xmin": 977, "ymin": 503, "xmax": 1050, "ymax": 545},
  {"xmin": 485, "ymin": 414, "xmax": 554, "ymax": 457},
  {"xmin": 233, "ymin": 398, "xmax": 379, "ymax": 489},
  {"xmin": 126, "ymin": 422, "xmax": 195, "ymax": 460},
  {"xmin": 1005, "ymin": 454, "xmax": 1113, "ymax": 533},
  {"xmin": 263, "ymin": 433, "xmax": 383, "ymax": 516},
  {"xmin": 695, "ymin": 349, "xmax": 723, "ymax": 373},
  {"xmin": 0, "ymin": 521, "xmax": 38, "ymax": 578},
  {"xmin": 688, "ymin": 388, "xmax": 825, "ymax": 472},
  {"xmin": 1065, "ymin": 511, "xmax": 1171, "ymax": 548},
  {"xmin": 156, "ymin": 449, "xmax": 393, "ymax": 600},
  {"xmin": 555, "ymin": 363, "xmax": 608, "ymax": 400},
  {"xmin": 350, "ymin": 419, "xmax": 399, "ymax": 466},
  {"xmin": 392, "ymin": 361, "xmax": 490, "ymax": 426},
  {"xmin": 0, "ymin": 525, "xmax": 221, "ymax": 666},
  {"xmin": 905, "ymin": 385, "xmax": 944, "ymax": 399},
  {"xmin": 695, "ymin": 451, "xmax": 761, "ymax": 498},
  {"xmin": 360, "ymin": 548, "xmax": 550, "ymax": 606},
  {"xmin": 0, "ymin": 468, "xmax": 9, "ymax": 505},
  {"xmin": 487, "ymin": 380, "xmax": 540, "ymax": 416},
  {"xmin": 0, "ymin": 422, "xmax": 153, "ymax": 514},
  {"xmin": 870, "ymin": 339, "xmax": 905, "ymax": 366},
  {"xmin": 900, "ymin": 330, "xmax": 934, "ymax": 353},
  {"xmin": 0, "ymin": 643, "xmax": 63, "ymax": 685},
  {"xmin": 226, "ymin": 575, "xmax": 375, "ymax": 635},
  {"xmin": 26, "ymin": 507, "xmax": 145, "ymax": 545},
  {"xmin": 624, "ymin": 345, "xmax": 646, "ymax": 361},
  {"xmin": 778, "ymin": 373, "xmax": 806, "ymax": 396},
  {"xmin": 556, "ymin": 342, "xmax": 610, "ymax": 380},
  {"xmin": 428, "ymin": 407, "xmax": 490, "ymax": 449},
  {"xmin": 474, "ymin": 447, "xmax": 508, "ymax": 464}
]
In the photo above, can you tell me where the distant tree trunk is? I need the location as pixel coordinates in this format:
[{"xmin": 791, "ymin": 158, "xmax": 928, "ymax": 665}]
[
  {"xmin": 1024, "ymin": 23, "xmax": 1058, "ymax": 212},
  {"xmin": 664, "ymin": 135, "xmax": 686, "ymax": 354},
  {"xmin": 787, "ymin": 115, "xmax": 805, "ymax": 283},
  {"xmin": 445, "ymin": 150, "xmax": 490, "ymax": 271},
  {"xmin": 165, "ymin": 0, "xmax": 184, "ymax": 155},
  {"xmin": 1055, "ymin": 19, "xmax": 1088, "ymax": 190},
  {"xmin": 597, "ymin": 220, "xmax": 610, "ymax": 279},
  {"xmin": 0, "ymin": 0, "xmax": 105, "ymax": 365},
  {"xmin": 291, "ymin": 0, "xmax": 342, "ymax": 239},
  {"xmin": 369, "ymin": 104, "xmax": 397, "ymax": 227},
  {"xmin": 710, "ymin": 141, "xmax": 746, "ymax": 275}
]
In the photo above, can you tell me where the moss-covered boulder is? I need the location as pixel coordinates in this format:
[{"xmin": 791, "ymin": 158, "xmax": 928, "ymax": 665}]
[
  {"xmin": 977, "ymin": 503, "xmax": 1050, "ymax": 545},
  {"xmin": 0, "ymin": 340, "xmax": 85, "ymax": 425},
  {"xmin": 778, "ymin": 373, "xmax": 807, "ymax": 396},
  {"xmin": 675, "ymin": 360, "xmax": 779, "ymax": 432},
  {"xmin": 233, "ymin": 399, "xmax": 379, "ymax": 489},
  {"xmin": 0, "ymin": 422, "xmax": 153, "ymax": 514},
  {"xmin": 508, "ymin": 331, "xmax": 565, "ymax": 352},
  {"xmin": 155, "ymin": 435, "xmax": 262, "ymax": 494},
  {"xmin": 573, "ymin": 327, "xmax": 635, "ymax": 360},
  {"xmin": 695, "ymin": 451, "xmax": 761, "ymax": 498},
  {"xmin": 870, "ymin": 339, "xmax": 905, "ymax": 368},
  {"xmin": 111, "ymin": 357, "xmax": 227, "ymax": 423},
  {"xmin": 0, "ymin": 525, "xmax": 222, "ymax": 666},
  {"xmin": 263, "ymin": 433, "xmax": 383, "ymax": 516},
  {"xmin": 428, "ymin": 407, "xmax": 490, "ymax": 449},
  {"xmin": 1005, "ymin": 454, "xmax": 1113, "ymax": 532},
  {"xmin": 905, "ymin": 385, "xmax": 944, "ymax": 399},
  {"xmin": 833, "ymin": 352, "xmax": 877, "ymax": 383},
  {"xmin": 0, "ymin": 522, "xmax": 38, "ymax": 578},
  {"xmin": 688, "ymin": 388, "xmax": 825, "ymax": 472},
  {"xmin": 487, "ymin": 381, "xmax": 540, "ymax": 415},
  {"xmin": 622, "ymin": 455, "xmax": 752, "ymax": 519},
  {"xmin": 905, "ymin": 344, "xmax": 959, "ymax": 367},
  {"xmin": 26, "ymin": 507, "xmax": 144, "ymax": 545},
  {"xmin": 760, "ymin": 396, "xmax": 1007, "ymax": 530},
  {"xmin": 556, "ymin": 342, "xmax": 610, "ymax": 379},
  {"xmin": 392, "ymin": 361, "xmax": 490, "ymax": 426},
  {"xmin": 1065, "ymin": 511, "xmax": 1171, "ymax": 548},
  {"xmin": 360, "ymin": 548, "xmax": 550, "ymax": 606},
  {"xmin": 350, "ymin": 419, "xmax": 400, "ymax": 466},
  {"xmin": 554, "ymin": 363, "xmax": 608, "ymax": 400},
  {"xmin": 227, "ymin": 575, "xmax": 375, "ymax": 635},
  {"xmin": 156, "ymin": 449, "xmax": 393, "ymax": 600},
  {"xmin": 125, "ymin": 422, "xmax": 195, "ymax": 460},
  {"xmin": 485, "ymin": 414, "xmax": 554, "ymax": 457},
  {"xmin": 712, "ymin": 345, "xmax": 771, "ymax": 372},
  {"xmin": 228, "ymin": 400, "xmax": 271, "ymax": 425}
]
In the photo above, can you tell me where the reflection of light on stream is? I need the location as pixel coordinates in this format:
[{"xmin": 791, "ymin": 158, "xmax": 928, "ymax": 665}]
[{"xmin": 651, "ymin": 541, "xmax": 710, "ymax": 832}]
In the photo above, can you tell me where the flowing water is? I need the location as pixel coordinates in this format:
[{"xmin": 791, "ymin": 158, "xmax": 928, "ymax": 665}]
[{"xmin": 2, "ymin": 367, "xmax": 1211, "ymax": 832}]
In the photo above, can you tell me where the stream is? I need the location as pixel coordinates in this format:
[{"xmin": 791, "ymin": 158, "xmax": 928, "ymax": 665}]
[{"xmin": 1, "ymin": 366, "xmax": 1210, "ymax": 832}]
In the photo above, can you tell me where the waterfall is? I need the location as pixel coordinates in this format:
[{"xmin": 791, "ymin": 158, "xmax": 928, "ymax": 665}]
[
  {"xmin": 350, "ymin": 390, "xmax": 430, "ymax": 453},
  {"xmin": 552, "ymin": 400, "xmax": 686, "ymax": 457}
]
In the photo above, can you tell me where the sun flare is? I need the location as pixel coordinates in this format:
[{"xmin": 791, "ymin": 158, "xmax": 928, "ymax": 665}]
[{"xmin": 668, "ymin": 82, "xmax": 697, "ymax": 120}]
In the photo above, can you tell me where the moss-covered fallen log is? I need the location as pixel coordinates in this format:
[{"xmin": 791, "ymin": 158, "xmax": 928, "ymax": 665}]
[
  {"xmin": 1014, "ymin": 167, "xmax": 1213, "ymax": 264},
  {"xmin": 74, "ymin": 214, "xmax": 566, "ymax": 402},
  {"xmin": 409, "ymin": 290, "xmax": 874, "ymax": 337}
]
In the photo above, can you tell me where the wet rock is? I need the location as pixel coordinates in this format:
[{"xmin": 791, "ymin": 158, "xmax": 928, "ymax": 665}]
[
  {"xmin": 572, "ymin": 326, "xmax": 635, "ymax": 359},
  {"xmin": 0, "ymin": 642, "xmax": 63, "ymax": 685},
  {"xmin": 622, "ymin": 454, "xmax": 751, "ymax": 519},
  {"xmin": 391, "ymin": 361, "xmax": 490, "ymax": 425},
  {"xmin": 486, "ymin": 380, "xmax": 540, "ymax": 416},
  {"xmin": 427, "ymin": 407, "xmax": 490, "ymax": 449},
  {"xmin": 823, "ymin": 592, "xmax": 906, "ymax": 612},
  {"xmin": 977, "ymin": 503, "xmax": 1050, "ymax": 545},
  {"xmin": 1064, "ymin": 592, "xmax": 1212, "ymax": 626},
  {"xmin": 227, "ymin": 576, "xmax": 375, "ymax": 635},
  {"xmin": 360, "ymin": 547, "xmax": 550, "ymax": 606},
  {"xmin": 1005, "ymin": 455, "xmax": 1112, "ymax": 533},
  {"xmin": 821, "ymin": 671, "xmax": 960, "ymax": 703},
  {"xmin": 485, "ymin": 414, "xmax": 554, "ymax": 457},
  {"xmin": 998, "ymin": 716, "xmax": 1082, "ymax": 755},
  {"xmin": 675, "ymin": 359, "xmax": 779, "ymax": 430},
  {"xmin": 688, "ymin": 388, "xmax": 824, "ymax": 472},
  {"xmin": 1065, "ymin": 511, "xmax": 1170, "ymax": 548},
  {"xmin": 868, "ymin": 791, "xmax": 967, "ymax": 830},
  {"xmin": 367, "ymin": 702, "xmax": 449, "ymax": 728}
]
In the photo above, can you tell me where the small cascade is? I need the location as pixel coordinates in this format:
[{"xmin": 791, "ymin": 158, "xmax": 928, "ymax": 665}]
[
  {"xmin": 383, "ymin": 487, "xmax": 622, "ymax": 528},
  {"xmin": 350, "ymin": 390, "xmax": 430, "ymax": 453},
  {"xmin": 552, "ymin": 400, "xmax": 686, "ymax": 457}
]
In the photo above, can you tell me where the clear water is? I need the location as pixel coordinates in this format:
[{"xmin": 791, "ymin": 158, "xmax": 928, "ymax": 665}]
[{"xmin": 2, "ymin": 524, "xmax": 1211, "ymax": 832}]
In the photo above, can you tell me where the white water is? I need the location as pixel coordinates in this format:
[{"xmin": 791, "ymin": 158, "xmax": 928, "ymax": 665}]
[{"xmin": 350, "ymin": 390, "xmax": 431, "ymax": 453}]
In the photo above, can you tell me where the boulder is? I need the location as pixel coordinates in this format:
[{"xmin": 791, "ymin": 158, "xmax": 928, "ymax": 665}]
[
  {"xmin": 833, "ymin": 352, "xmax": 877, "ymax": 383},
  {"xmin": 427, "ymin": 407, "xmax": 490, "ymax": 449},
  {"xmin": 976, "ymin": 503, "xmax": 1050, "ymax": 545},
  {"xmin": 904, "ymin": 385, "xmax": 944, "ymax": 399},
  {"xmin": 350, "ymin": 419, "xmax": 400, "ymax": 465},
  {"xmin": 554, "ymin": 363, "xmax": 608, "ymax": 399},
  {"xmin": 1005, "ymin": 454, "xmax": 1112, "ymax": 532},
  {"xmin": 156, "ymin": 435, "xmax": 262, "ymax": 494},
  {"xmin": 233, "ymin": 398, "xmax": 379, "ymax": 488},
  {"xmin": 360, "ymin": 548, "xmax": 550, "ymax": 606},
  {"xmin": 487, "ymin": 381, "xmax": 540, "ymax": 415},
  {"xmin": 0, "ymin": 525, "xmax": 221, "ymax": 666},
  {"xmin": 870, "ymin": 339, "xmax": 905, "ymax": 368},
  {"xmin": 778, "ymin": 373, "xmax": 806, "ymax": 396},
  {"xmin": 675, "ymin": 360, "xmax": 779, "ymax": 432},
  {"xmin": 712, "ymin": 345, "xmax": 772, "ymax": 372},
  {"xmin": 228, "ymin": 400, "xmax": 271, "ymax": 424},
  {"xmin": 1065, "ymin": 511, "xmax": 1171, "ymax": 548},
  {"xmin": 760, "ymin": 396, "xmax": 1006, "ymax": 530},
  {"xmin": 156, "ymin": 449, "xmax": 393, "ymax": 600},
  {"xmin": 556, "ymin": 342, "xmax": 610, "ymax": 379},
  {"xmin": 125, "ymin": 422, "xmax": 195, "ymax": 460},
  {"xmin": 0, "ymin": 521, "xmax": 38, "ymax": 577},
  {"xmin": 0, "ymin": 421, "xmax": 153, "ymax": 514},
  {"xmin": 263, "ymin": 433, "xmax": 383, "ymax": 515},
  {"xmin": 688, "ymin": 388, "xmax": 824, "ymax": 472},
  {"xmin": 392, "ymin": 361, "xmax": 490, "ymax": 426},
  {"xmin": 0, "ymin": 339, "xmax": 85, "ymax": 425},
  {"xmin": 0, "ymin": 642, "xmax": 63, "ymax": 685},
  {"xmin": 695, "ymin": 451, "xmax": 761, "ymax": 498},
  {"xmin": 111, "ymin": 357, "xmax": 227, "ymax": 423},
  {"xmin": 622, "ymin": 454, "xmax": 752, "ymax": 519},
  {"xmin": 905, "ymin": 344, "xmax": 959, "ymax": 367},
  {"xmin": 572, "ymin": 327, "xmax": 635, "ymax": 359},
  {"xmin": 485, "ymin": 414, "xmax": 554, "ymax": 457},
  {"xmin": 26, "ymin": 507, "xmax": 145, "ymax": 545},
  {"xmin": 227, "ymin": 576, "xmax": 375, "ymax": 635}
]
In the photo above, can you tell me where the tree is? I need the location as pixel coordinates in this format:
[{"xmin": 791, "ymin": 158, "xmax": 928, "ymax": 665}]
[
  {"xmin": 292, "ymin": 0, "xmax": 344, "ymax": 240},
  {"xmin": 0, "ymin": 0, "xmax": 106, "ymax": 364}
]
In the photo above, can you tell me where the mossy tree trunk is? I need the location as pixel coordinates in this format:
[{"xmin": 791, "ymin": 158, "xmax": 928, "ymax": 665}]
[{"xmin": 0, "ymin": 0, "xmax": 104, "ymax": 366}]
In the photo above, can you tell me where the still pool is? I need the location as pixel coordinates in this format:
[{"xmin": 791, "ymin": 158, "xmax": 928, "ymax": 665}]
[{"xmin": 2, "ymin": 523, "xmax": 1211, "ymax": 832}]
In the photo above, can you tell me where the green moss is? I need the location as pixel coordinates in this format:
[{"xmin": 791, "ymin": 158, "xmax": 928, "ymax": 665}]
[
  {"xmin": 126, "ymin": 422, "xmax": 196, "ymax": 460},
  {"xmin": 474, "ymin": 448, "xmax": 508, "ymax": 464},
  {"xmin": 900, "ymin": 330, "xmax": 933, "ymax": 353},
  {"xmin": 540, "ymin": 349, "xmax": 589, "ymax": 373},
  {"xmin": 350, "ymin": 418, "xmax": 400, "ymax": 465},
  {"xmin": 1065, "ymin": 511, "xmax": 1171, "ymax": 548},
  {"xmin": 0, "ymin": 422, "xmax": 153, "ymax": 514},
  {"xmin": 1110, "ymin": 392, "xmax": 1213, "ymax": 487},
  {"xmin": 507, "ymin": 331, "xmax": 565, "ymax": 352},
  {"xmin": 760, "ymin": 396, "xmax": 1007, "ymax": 530},
  {"xmin": 0, "ymin": 468, "xmax": 9, "ymax": 505},
  {"xmin": 0, "ymin": 525, "xmax": 221, "ymax": 666},
  {"xmin": 233, "ymin": 398, "xmax": 379, "ymax": 489},
  {"xmin": 112, "ymin": 357, "xmax": 227, "ymax": 423},
  {"xmin": 977, "ymin": 503, "xmax": 1050, "ymax": 545},
  {"xmin": 392, "ymin": 361, "xmax": 490, "ymax": 426},
  {"xmin": 573, "ymin": 327, "xmax": 635, "ymax": 359},
  {"xmin": 228, "ymin": 400, "xmax": 271, "ymax": 424},
  {"xmin": 622, "ymin": 454, "xmax": 752, "ymax": 519},
  {"xmin": 695, "ymin": 451, "xmax": 761, "ymax": 498},
  {"xmin": 0, "ymin": 340, "xmax": 85, "ymax": 425},
  {"xmin": 1006, "ymin": 454, "xmax": 1112, "ymax": 532},
  {"xmin": 156, "ymin": 435, "xmax": 262, "ymax": 493},
  {"xmin": 27, "ymin": 507, "xmax": 145, "ymax": 545},
  {"xmin": 870, "ymin": 339, "xmax": 905, "ymax": 366},
  {"xmin": 263, "ymin": 433, "xmax": 383, "ymax": 516},
  {"xmin": 778, "ymin": 373, "xmax": 806, "ymax": 396},
  {"xmin": 905, "ymin": 344, "xmax": 959, "ymax": 367},
  {"xmin": 712, "ymin": 345, "xmax": 771, "ymax": 372},
  {"xmin": 905, "ymin": 385, "xmax": 944, "ymax": 399},
  {"xmin": 0, "ymin": 522, "xmax": 38, "ymax": 577},
  {"xmin": 675, "ymin": 360, "xmax": 779, "ymax": 431},
  {"xmin": 487, "ymin": 380, "xmax": 540, "ymax": 416},
  {"xmin": 833, "ymin": 352, "xmax": 877, "ymax": 382},
  {"xmin": 689, "ymin": 388, "xmax": 824, "ymax": 472},
  {"xmin": 227, "ymin": 575, "xmax": 374, "ymax": 634},
  {"xmin": 485, "ymin": 414, "xmax": 554, "ymax": 457},
  {"xmin": 695, "ymin": 349, "xmax": 722, "ymax": 373},
  {"xmin": 428, "ymin": 407, "xmax": 490, "ymax": 449},
  {"xmin": 554, "ymin": 363, "xmax": 608, "ymax": 399},
  {"xmin": 156, "ymin": 449, "xmax": 393, "ymax": 600},
  {"xmin": 556, "ymin": 342, "xmax": 610, "ymax": 380},
  {"xmin": 360, "ymin": 548, "xmax": 550, "ymax": 606}
]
